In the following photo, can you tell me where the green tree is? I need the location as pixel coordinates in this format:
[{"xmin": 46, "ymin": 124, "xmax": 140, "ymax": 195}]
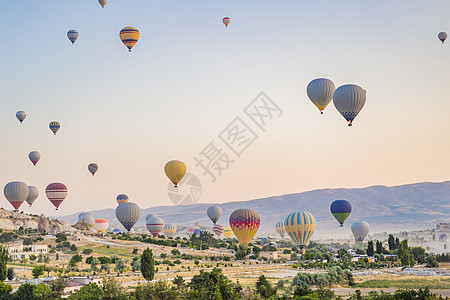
[
  {"xmin": 34, "ymin": 282, "xmax": 52, "ymax": 298},
  {"xmin": 425, "ymin": 256, "xmax": 439, "ymax": 268},
  {"xmin": 68, "ymin": 283, "xmax": 104, "ymax": 300},
  {"xmin": 102, "ymin": 277, "xmax": 127, "ymax": 300},
  {"xmin": 375, "ymin": 240, "xmax": 383, "ymax": 254},
  {"xmin": 15, "ymin": 283, "xmax": 36, "ymax": 300},
  {"xmin": 141, "ymin": 248, "xmax": 155, "ymax": 281},
  {"xmin": 188, "ymin": 268, "xmax": 241, "ymax": 300},
  {"xmin": 255, "ymin": 275, "xmax": 276, "ymax": 299},
  {"xmin": 388, "ymin": 234, "xmax": 395, "ymax": 251},
  {"xmin": 135, "ymin": 280, "xmax": 179, "ymax": 300},
  {"xmin": 0, "ymin": 245, "xmax": 9, "ymax": 281},
  {"xmin": 114, "ymin": 259, "xmax": 125, "ymax": 274},
  {"xmin": 367, "ymin": 241, "xmax": 374, "ymax": 256},
  {"xmin": 410, "ymin": 247, "xmax": 425, "ymax": 264},
  {"xmin": 32, "ymin": 266, "xmax": 44, "ymax": 278},
  {"xmin": 29, "ymin": 254, "xmax": 37, "ymax": 261},
  {"xmin": 7, "ymin": 268, "xmax": 14, "ymax": 281},
  {"xmin": 0, "ymin": 282, "xmax": 12, "ymax": 296},
  {"xmin": 49, "ymin": 278, "xmax": 68, "ymax": 299},
  {"xmin": 82, "ymin": 248, "xmax": 93, "ymax": 255},
  {"xmin": 234, "ymin": 244, "xmax": 251, "ymax": 260}
]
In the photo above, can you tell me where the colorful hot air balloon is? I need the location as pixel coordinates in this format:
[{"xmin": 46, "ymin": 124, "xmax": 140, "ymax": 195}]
[
  {"xmin": 26, "ymin": 186, "xmax": 39, "ymax": 207},
  {"xmin": 88, "ymin": 163, "xmax": 98, "ymax": 176},
  {"xmin": 116, "ymin": 202, "xmax": 141, "ymax": 231},
  {"xmin": 275, "ymin": 221, "xmax": 286, "ymax": 238},
  {"xmin": 67, "ymin": 30, "xmax": 79, "ymax": 45},
  {"xmin": 222, "ymin": 17, "xmax": 230, "ymax": 27},
  {"xmin": 285, "ymin": 211, "xmax": 316, "ymax": 249},
  {"xmin": 28, "ymin": 151, "xmax": 41, "ymax": 166},
  {"xmin": 94, "ymin": 218, "xmax": 109, "ymax": 233},
  {"xmin": 207, "ymin": 205, "xmax": 222, "ymax": 224},
  {"xmin": 16, "ymin": 111, "xmax": 26, "ymax": 123},
  {"xmin": 439, "ymin": 233, "xmax": 448, "ymax": 243},
  {"xmin": 99, "ymin": 0, "xmax": 107, "ymax": 8},
  {"xmin": 333, "ymin": 84, "xmax": 366, "ymax": 127},
  {"xmin": 307, "ymin": 78, "xmax": 335, "ymax": 114},
  {"xmin": 78, "ymin": 212, "xmax": 95, "ymax": 228},
  {"xmin": 45, "ymin": 183, "xmax": 67, "ymax": 210},
  {"xmin": 330, "ymin": 200, "xmax": 352, "ymax": 227},
  {"xmin": 49, "ymin": 122, "xmax": 60, "ymax": 135},
  {"xmin": 223, "ymin": 226, "xmax": 233, "ymax": 238},
  {"xmin": 146, "ymin": 216, "xmax": 164, "ymax": 237},
  {"xmin": 193, "ymin": 228, "xmax": 201, "ymax": 236},
  {"xmin": 164, "ymin": 160, "xmax": 186, "ymax": 187},
  {"xmin": 116, "ymin": 194, "xmax": 129, "ymax": 205},
  {"xmin": 145, "ymin": 214, "xmax": 156, "ymax": 222},
  {"xmin": 438, "ymin": 32, "xmax": 448, "ymax": 44},
  {"xmin": 120, "ymin": 27, "xmax": 140, "ymax": 52},
  {"xmin": 163, "ymin": 223, "xmax": 177, "ymax": 238},
  {"xmin": 351, "ymin": 221, "xmax": 370, "ymax": 242},
  {"xmin": 229, "ymin": 209, "xmax": 260, "ymax": 246},
  {"xmin": 213, "ymin": 224, "xmax": 224, "ymax": 237},
  {"xmin": 188, "ymin": 227, "xmax": 197, "ymax": 234},
  {"xmin": 4, "ymin": 181, "xmax": 29, "ymax": 210}
]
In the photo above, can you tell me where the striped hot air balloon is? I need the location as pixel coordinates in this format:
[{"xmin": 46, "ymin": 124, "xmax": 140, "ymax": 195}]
[
  {"xmin": 223, "ymin": 226, "xmax": 233, "ymax": 238},
  {"xmin": 4, "ymin": 181, "xmax": 29, "ymax": 210},
  {"xmin": 284, "ymin": 211, "xmax": 316, "ymax": 249},
  {"xmin": 213, "ymin": 224, "xmax": 224, "ymax": 237},
  {"xmin": 49, "ymin": 122, "xmax": 60, "ymax": 135},
  {"xmin": 229, "ymin": 209, "xmax": 260, "ymax": 246},
  {"xmin": 45, "ymin": 183, "xmax": 67, "ymax": 210},
  {"xmin": 330, "ymin": 200, "xmax": 352, "ymax": 227},
  {"xmin": 94, "ymin": 219, "xmax": 109, "ymax": 233},
  {"xmin": 116, "ymin": 194, "xmax": 129, "ymax": 205},
  {"xmin": 275, "ymin": 221, "xmax": 286, "ymax": 238},
  {"xmin": 146, "ymin": 216, "xmax": 164, "ymax": 237},
  {"xmin": 67, "ymin": 30, "xmax": 78, "ymax": 45},
  {"xmin": 120, "ymin": 27, "xmax": 140, "ymax": 52},
  {"xmin": 163, "ymin": 223, "xmax": 177, "ymax": 238}
]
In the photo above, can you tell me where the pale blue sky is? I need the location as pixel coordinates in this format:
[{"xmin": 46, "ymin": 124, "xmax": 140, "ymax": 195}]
[{"xmin": 1, "ymin": 1, "xmax": 450, "ymax": 215}]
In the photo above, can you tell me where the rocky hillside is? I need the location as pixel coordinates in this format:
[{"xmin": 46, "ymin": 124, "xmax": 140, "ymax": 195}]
[{"xmin": 0, "ymin": 208, "xmax": 67, "ymax": 233}]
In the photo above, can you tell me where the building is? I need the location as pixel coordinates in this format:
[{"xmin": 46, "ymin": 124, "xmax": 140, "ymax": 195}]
[
  {"xmin": 259, "ymin": 251, "xmax": 278, "ymax": 260},
  {"xmin": 64, "ymin": 276, "xmax": 103, "ymax": 295},
  {"xmin": 6, "ymin": 243, "xmax": 48, "ymax": 261}
]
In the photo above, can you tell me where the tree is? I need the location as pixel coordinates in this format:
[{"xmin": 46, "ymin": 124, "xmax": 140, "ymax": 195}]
[
  {"xmin": 398, "ymin": 239, "xmax": 415, "ymax": 267},
  {"xmin": 34, "ymin": 282, "xmax": 52, "ymax": 298},
  {"xmin": 49, "ymin": 278, "xmax": 68, "ymax": 298},
  {"xmin": 367, "ymin": 241, "xmax": 374, "ymax": 256},
  {"xmin": 255, "ymin": 275, "xmax": 276, "ymax": 299},
  {"xmin": 0, "ymin": 245, "xmax": 9, "ymax": 281},
  {"xmin": 32, "ymin": 266, "xmax": 44, "ymax": 278},
  {"xmin": 388, "ymin": 234, "xmax": 395, "ymax": 251},
  {"xmin": 68, "ymin": 283, "xmax": 103, "ymax": 300},
  {"xmin": 234, "ymin": 244, "xmax": 251, "ymax": 260},
  {"xmin": 410, "ymin": 247, "xmax": 425, "ymax": 264},
  {"xmin": 425, "ymin": 256, "xmax": 439, "ymax": 268},
  {"xmin": 135, "ymin": 280, "xmax": 179, "ymax": 300},
  {"xmin": 29, "ymin": 254, "xmax": 37, "ymax": 261},
  {"xmin": 171, "ymin": 249, "xmax": 181, "ymax": 256},
  {"xmin": 102, "ymin": 277, "xmax": 127, "ymax": 300},
  {"xmin": 15, "ymin": 283, "xmax": 35, "ymax": 300},
  {"xmin": 82, "ymin": 248, "xmax": 93, "ymax": 255},
  {"xmin": 395, "ymin": 237, "xmax": 400, "ymax": 249},
  {"xmin": 70, "ymin": 244, "xmax": 78, "ymax": 252},
  {"xmin": 132, "ymin": 248, "xmax": 138, "ymax": 255},
  {"xmin": 0, "ymin": 281, "xmax": 12, "ymax": 296},
  {"xmin": 375, "ymin": 241, "xmax": 383, "ymax": 254},
  {"xmin": 7, "ymin": 268, "xmax": 14, "ymax": 281},
  {"xmin": 432, "ymin": 234, "xmax": 436, "ymax": 241},
  {"xmin": 114, "ymin": 259, "xmax": 125, "ymax": 274},
  {"xmin": 141, "ymin": 248, "xmax": 155, "ymax": 281},
  {"xmin": 71, "ymin": 254, "xmax": 83, "ymax": 263},
  {"xmin": 188, "ymin": 268, "xmax": 241, "ymax": 300}
]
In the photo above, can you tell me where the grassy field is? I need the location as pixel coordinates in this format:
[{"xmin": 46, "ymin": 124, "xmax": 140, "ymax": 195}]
[{"xmin": 355, "ymin": 277, "xmax": 450, "ymax": 289}]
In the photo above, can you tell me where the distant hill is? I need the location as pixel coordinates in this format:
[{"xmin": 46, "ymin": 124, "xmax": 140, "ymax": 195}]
[{"xmin": 56, "ymin": 181, "xmax": 450, "ymax": 239}]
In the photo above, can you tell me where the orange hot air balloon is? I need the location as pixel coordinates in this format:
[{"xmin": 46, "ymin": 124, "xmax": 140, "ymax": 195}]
[
  {"xmin": 222, "ymin": 17, "xmax": 230, "ymax": 27},
  {"xmin": 120, "ymin": 27, "xmax": 140, "ymax": 52},
  {"xmin": 229, "ymin": 209, "xmax": 260, "ymax": 246}
]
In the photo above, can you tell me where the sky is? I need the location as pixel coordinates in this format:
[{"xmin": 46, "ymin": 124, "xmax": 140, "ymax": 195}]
[{"xmin": 1, "ymin": 0, "xmax": 450, "ymax": 216}]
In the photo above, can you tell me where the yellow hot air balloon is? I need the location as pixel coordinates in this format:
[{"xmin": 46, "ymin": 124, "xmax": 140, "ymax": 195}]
[
  {"xmin": 223, "ymin": 226, "xmax": 234, "ymax": 238},
  {"xmin": 164, "ymin": 160, "xmax": 186, "ymax": 187},
  {"xmin": 229, "ymin": 209, "xmax": 260, "ymax": 246},
  {"xmin": 120, "ymin": 27, "xmax": 140, "ymax": 52},
  {"xmin": 284, "ymin": 211, "xmax": 316, "ymax": 249}
]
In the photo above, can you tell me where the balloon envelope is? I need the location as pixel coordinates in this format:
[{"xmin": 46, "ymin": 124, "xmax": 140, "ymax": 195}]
[
  {"xmin": 88, "ymin": 163, "xmax": 98, "ymax": 176},
  {"xmin": 439, "ymin": 233, "xmax": 447, "ymax": 243},
  {"xmin": 26, "ymin": 186, "xmax": 39, "ymax": 207},
  {"xmin": 16, "ymin": 111, "xmax": 26, "ymax": 123},
  {"xmin": 28, "ymin": 151, "xmax": 41, "ymax": 166},
  {"xmin": 285, "ymin": 211, "xmax": 316, "ymax": 249},
  {"xmin": 99, "ymin": 0, "xmax": 107, "ymax": 8},
  {"xmin": 49, "ymin": 122, "xmax": 60, "ymax": 135},
  {"xmin": 78, "ymin": 212, "xmax": 95, "ymax": 228},
  {"xmin": 146, "ymin": 216, "xmax": 164, "ymax": 237},
  {"xmin": 213, "ymin": 224, "xmax": 224, "ymax": 237},
  {"xmin": 120, "ymin": 27, "xmax": 139, "ymax": 52},
  {"xmin": 4, "ymin": 181, "xmax": 29, "ymax": 210},
  {"xmin": 307, "ymin": 78, "xmax": 335, "ymax": 114},
  {"xmin": 351, "ymin": 221, "xmax": 370, "ymax": 242},
  {"xmin": 163, "ymin": 223, "xmax": 177, "ymax": 237},
  {"xmin": 229, "ymin": 209, "xmax": 260, "ymax": 246},
  {"xmin": 94, "ymin": 219, "xmax": 109, "ymax": 233},
  {"xmin": 67, "ymin": 30, "xmax": 78, "ymax": 45},
  {"xmin": 145, "ymin": 214, "xmax": 156, "ymax": 222},
  {"xmin": 223, "ymin": 226, "xmax": 234, "ymax": 238},
  {"xmin": 333, "ymin": 84, "xmax": 366, "ymax": 126},
  {"xmin": 275, "ymin": 221, "xmax": 286, "ymax": 238},
  {"xmin": 223, "ymin": 17, "xmax": 230, "ymax": 27},
  {"xmin": 116, "ymin": 202, "xmax": 141, "ymax": 231},
  {"xmin": 45, "ymin": 183, "xmax": 67, "ymax": 210},
  {"xmin": 330, "ymin": 200, "xmax": 352, "ymax": 227},
  {"xmin": 116, "ymin": 194, "xmax": 129, "ymax": 205},
  {"xmin": 438, "ymin": 32, "xmax": 448, "ymax": 43},
  {"xmin": 193, "ymin": 228, "xmax": 201, "ymax": 236},
  {"xmin": 164, "ymin": 160, "xmax": 186, "ymax": 187},
  {"xmin": 207, "ymin": 205, "xmax": 222, "ymax": 224}
]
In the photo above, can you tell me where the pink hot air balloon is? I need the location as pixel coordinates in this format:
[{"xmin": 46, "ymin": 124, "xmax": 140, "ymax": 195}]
[
  {"xmin": 45, "ymin": 183, "xmax": 67, "ymax": 210},
  {"xmin": 222, "ymin": 17, "xmax": 230, "ymax": 27}
]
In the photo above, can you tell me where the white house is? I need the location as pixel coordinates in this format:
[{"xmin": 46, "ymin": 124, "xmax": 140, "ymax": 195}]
[{"xmin": 6, "ymin": 243, "xmax": 48, "ymax": 261}]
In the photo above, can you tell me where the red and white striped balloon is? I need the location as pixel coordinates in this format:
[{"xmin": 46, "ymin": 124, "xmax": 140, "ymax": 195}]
[{"xmin": 45, "ymin": 183, "xmax": 67, "ymax": 210}]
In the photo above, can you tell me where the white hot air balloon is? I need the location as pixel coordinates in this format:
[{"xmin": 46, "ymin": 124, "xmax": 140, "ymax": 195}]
[
  {"xmin": 145, "ymin": 214, "xmax": 156, "ymax": 222},
  {"xmin": 16, "ymin": 111, "xmax": 26, "ymax": 123},
  {"xmin": 351, "ymin": 221, "xmax": 370, "ymax": 242},
  {"xmin": 207, "ymin": 205, "xmax": 222, "ymax": 224},
  {"xmin": 116, "ymin": 202, "xmax": 141, "ymax": 232},
  {"xmin": 146, "ymin": 216, "xmax": 164, "ymax": 237},
  {"xmin": 438, "ymin": 32, "xmax": 448, "ymax": 44},
  {"xmin": 26, "ymin": 186, "xmax": 39, "ymax": 207},
  {"xmin": 333, "ymin": 84, "xmax": 366, "ymax": 126},
  {"xmin": 78, "ymin": 212, "xmax": 95, "ymax": 228},
  {"xmin": 28, "ymin": 151, "xmax": 41, "ymax": 166},
  {"xmin": 4, "ymin": 181, "xmax": 29, "ymax": 211},
  {"xmin": 307, "ymin": 78, "xmax": 336, "ymax": 114}
]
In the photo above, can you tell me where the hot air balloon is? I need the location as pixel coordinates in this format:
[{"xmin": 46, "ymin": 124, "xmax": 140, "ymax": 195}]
[
  {"xmin": 120, "ymin": 27, "xmax": 139, "ymax": 52},
  {"xmin": 99, "ymin": 0, "xmax": 107, "ymax": 8},
  {"xmin": 16, "ymin": 111, "xmax": 26, "ymax": 123},
  {"xmin": 223, "ymin": 226, "xmax": 233, "ymax": 238},
  {"xmin": 284, "ymin": 211, "xmax": 316, "ymax": 249},
  {"xmin": 275, "ymin": 221, "xmax": 286, "ymax": 238},
  {"xmin": 164, "ymin": 160, "xmax": 186, "ymax": 187},
  {"xmin": 26, "ymin": 186, "xmax": 39, "ymax": 207},
  {"xmin": 67, "ymin": 30, "xmax": 78, "ymax": 45},
  {"xmin": 94, "ymin": 219, "xmax": 109, "ymax": 233},
  {"xmin": 145, "ymin": 214, "xmax": 156, "ymax": 222},
  {"xmin": 333, "ymin": 84, "xmax": 366, "ymax": 127},
  {"xmin": 207, "ymin": 205, "xmax": 222, "ymax": 224},
  {"xmin": 116, "ymin": 202, "xmax": 141, "ymax": 231},
  {"xmin": 88, "ymin": 163, "xmax": 98, "ymax": 176},
  {"xmin": 193, "ymin": 228, "xmax": 201, "ymax": 236},
  {"xmin": 146, "ymin": 216, "xmax": 164, "ymax": 237},
  {"xmin": 222, "ymin": 17, "xmax": 230, "ymax": 27},
  {"xmin": 49, "ymin": 122, "xmax": 60, "ymax": 135},
  {"xmin": 188, "ymin": 227, "xmax": 197, "ymax": 234},
  {"xmin": 351, "ymin": 221, "xmax": 370, "ymax": 242},
  {"xmin": 78, "ymin": 212, "xmax": 95, "ymax": 228},
  {"xmin": 438, "ymin": 32, "xmax": 448, "ymax": 44},
  {"xmin": 112, "ymin": 228, "xmax": 122, "ymax": 234},
  {"xmin": 307, "ymin": 78, "xmax": 335, "ymax": 114},
  {"xmin": 439, "ymin": 233, "xmax": 448, "ymax": 243},
  {"xmin": 4, "ymin": 181, "xmax": 29, "ymax": 210},
  {"xmin": 213, "ymin": 224, "xmax": 224, "ymax": 238},
  {"xmin": 163, "ymin": 223, "xmax": 177, "ymax": 237},
  {"xmin": 45, "ymin": 183, "xmax": 67, "ymax": 210},
  {"xmin": 28, "ymin": 151, "xmax": 41, "ymax": 166},
  {"xmin": 330, "ymin": 200, "xmax": 352, "ymax": 227},
  {"xmin": 116, "ymin": 194, "xmax": 129, "ymax": 205},
  {"xmin": 229, "ymin": 209, "xmax": 260, "ymax": 246}
]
